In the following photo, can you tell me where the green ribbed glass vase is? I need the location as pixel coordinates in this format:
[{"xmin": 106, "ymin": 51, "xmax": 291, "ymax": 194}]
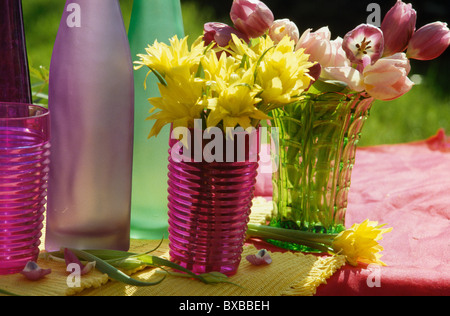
[{"xmin": 269, "ymin": 92, "xmax": 374, "ymax": 251}]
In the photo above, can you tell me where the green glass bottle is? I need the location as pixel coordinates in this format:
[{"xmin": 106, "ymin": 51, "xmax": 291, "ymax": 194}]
[{"xmin": 128, "ymin": 0, "xmax": 184, "ymax": 239}]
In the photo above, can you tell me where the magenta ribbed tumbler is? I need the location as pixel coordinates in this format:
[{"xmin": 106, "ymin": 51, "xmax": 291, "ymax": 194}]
[
  {"xmin": 0, "ymin": 103, "xmax": 50, "ymax": 275},
  {"xmin": 167, "ymin": 128, "xmax": 260, "ymax": 276}
]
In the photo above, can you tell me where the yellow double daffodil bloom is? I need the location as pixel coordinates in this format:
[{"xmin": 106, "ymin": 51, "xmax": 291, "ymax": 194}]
[
  {"xmin": 206, "ymin": 84, "xmax": 269, "ymax": 130},
  {"xmin": 229, "ymin": 34, "xmax": 315, "ymax": 112},
  {"xmin": 135, "ymin": 35, "xmax": 205, "ymax": 82},
  {"xmin": 146, "ymin": 69, "xmax": 204, "ymax": 138},
  {"xmin": 332, "ymin": 219, "xmax": 393, "ymax": 266},
  {"xmin": 247, "ymin": 219, "xmax": 393, "ymax": 267}
]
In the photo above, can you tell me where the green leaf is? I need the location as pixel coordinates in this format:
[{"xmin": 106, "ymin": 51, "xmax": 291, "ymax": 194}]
[
  {"xmin": 145, "ymin": 67, "xmax": 167, "ymax": 86},
  {"xmin": 83, "ymin": 249, "xmax": 135, "ymax": 261},
  {"xmin": 203, "ymin": 41, "xmax": 216, "ymax": 55},
  {"xmin": 83, "ymin": 238, "xmax": 165, "ymax": 262},
  {"xmin": 195, "ymin": 62, "xmax": 205, "ymax": 79},
  {"xmin": 51, "ymin": 239, "xmax": 239, "ymax": 287},
  {"xmin": 32, "ymin": 92, "xmax": 49, "ymax": 100},
  {"xmin": 309, "ymin": 79, "xmax": 348, "ymax": 94},
  {"xmin": 253, "ymin": 45, "xmax": 276, "ymax": 82},
  {"xmin": 129, "ymin": 254, "xmax": 240, "ymax": 287},
  {"xmin": 239, "ymin": 54, "xmax": 250, "ymax": 69},
  {"xmin": 198, "ymin": 272, "xmax": 240, "ymax": 286},
  {"xmin": 68, "ymin": 248, "xmax": 166, "ymax": 287},
  {"xmin": 0, "ymin": 288, "xmax": 21, "ymax": 296}
]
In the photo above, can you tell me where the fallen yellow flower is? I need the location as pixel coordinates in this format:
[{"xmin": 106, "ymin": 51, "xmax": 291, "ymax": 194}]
[
  {"xmin": 332, "ymin": 220, "xmax": 393, "ymax": 266},
  {"xmin": 247, "ymin": 219, "xmax": 393, "ymax": 267}
]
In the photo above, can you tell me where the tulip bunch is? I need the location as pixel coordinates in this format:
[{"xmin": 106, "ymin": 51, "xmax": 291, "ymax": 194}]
[
  {"xmin": 205, "ymin": 0, "xmax": 450, "ymax": 102},
  {"xmin": 137, "ymin": 0, "xmax": 449, "ymax": 136}
]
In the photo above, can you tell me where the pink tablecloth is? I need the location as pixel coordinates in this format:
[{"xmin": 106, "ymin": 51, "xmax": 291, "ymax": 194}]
[{"xmin": 255, "ymin": 129, "xmax": 450, "ymax": 296}]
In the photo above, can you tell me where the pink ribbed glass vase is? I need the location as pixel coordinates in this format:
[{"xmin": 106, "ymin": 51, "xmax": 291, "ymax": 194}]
[
  {"xmin": 0, "ymin": 103, "xmax": 50, "ymax": 275},
  {"xmin": 167, "ymin": 127, "xmax": 260, "ymax": 276}
]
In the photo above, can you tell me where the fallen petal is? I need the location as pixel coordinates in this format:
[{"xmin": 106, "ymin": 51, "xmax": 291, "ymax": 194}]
[
  {"xmin": 20, "ymin": 261, "xmax": 52, "ymax": 281},
  {"xmin": 81, "ymin": 261, "xmax": 96, "ymax": 275},
  {"xmin": 246, "ymin": 249, "xmax": 272, "ymax": 265},
  {"xmin": 64, "ymin": 248, "xmax": 95, "ymax": 275}
]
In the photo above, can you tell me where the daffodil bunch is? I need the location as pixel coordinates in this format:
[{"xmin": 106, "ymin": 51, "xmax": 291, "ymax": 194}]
[
  {"xmin": 134, "ymin": 32, "xmax": 315, "ymax": 138},
  {"xmin": 247, "ymin": 220, "xmax": 393, "ymax": 266}
]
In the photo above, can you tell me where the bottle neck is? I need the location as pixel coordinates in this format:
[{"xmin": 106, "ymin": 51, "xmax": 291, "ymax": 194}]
[
  {"xmin": 60, "ymin": 0, "xmax": 126, "ymax": 34},
  {"xmin": 0, "ymin": 0, "xmax": 32, "ymax": 104},
  {"xmin": 128, "ymin": 0, "xmax": 184, "ymax": 41}
]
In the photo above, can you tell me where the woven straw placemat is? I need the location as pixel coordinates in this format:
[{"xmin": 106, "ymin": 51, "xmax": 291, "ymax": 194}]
[{"xmin": 0, "ymin": 198, "xmax": 346, "ymax": 296}]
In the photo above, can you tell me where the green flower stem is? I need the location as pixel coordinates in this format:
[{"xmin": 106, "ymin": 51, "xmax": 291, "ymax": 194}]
[
  {"xmin": 49, "ymin": 245, "xmax": 237, "ymax": 287},
  {"xmin": 69, "ymin": 248, "xmax": 167, "ymax": 287},
  {"xmin": 247, "ymin": 223, "xmax": 336, "ymax": 253}
]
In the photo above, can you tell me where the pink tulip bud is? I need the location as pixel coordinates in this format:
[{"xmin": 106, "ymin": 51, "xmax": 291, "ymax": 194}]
[
  {"xmin": 342, "ymin": 24, "xmax": 384, "ymax": 65},
  {"xmin": 381, "ymin": 0, "xmax": 417, "ymax": 56},
  {"xmin": 296, "ymin": 27, "xmax": 333, "ymax": 67},
  {"xmin": 230, "ymin": 0, "xmax": 274, "ymax": 38},
  {"xmin": 203, "ymin": 22, "xmax": 249, "ymax": 47},
  {"xmin": 406, "ymin": 22, "xmax": 450, "ymax": 60},
  {"xmin": 363, "ymin": 53, "xmax": 414, "ymax": 101},
  {"xmin": 269, "ymin": 19, "xmax": 300, "ymax": 44}
]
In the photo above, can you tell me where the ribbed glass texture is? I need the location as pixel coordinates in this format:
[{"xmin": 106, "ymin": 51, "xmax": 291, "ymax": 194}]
[
  {"xmin": 128, "ymin": 0, "xmax": 185, "ymax": 240},
  {"xmin": 0, "ymin": 0, "xmax": 32, "ymax": 103},
  {"xmin": 45, "ymin": 0, "xmax": 134, "ymax": 252},
  {"xmin": 270, "ymin": 93, "xmax": 374, "ymax": 250},
  {"xmin": 167, "ymin": 130, "xmax": 259, "ymax": 276},
  {"xmin": 0, "ymin": 103, "xmax": 50, "ymax": 275}
]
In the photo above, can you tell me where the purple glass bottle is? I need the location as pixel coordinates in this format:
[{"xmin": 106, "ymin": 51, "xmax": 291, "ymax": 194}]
[
  {"xmin": 0, "ymin": 0, "xmax": 32, "ymax": 103},
  {"xmin": 45, "ymin": 0, "xmax": 134, "ymax": 252}
]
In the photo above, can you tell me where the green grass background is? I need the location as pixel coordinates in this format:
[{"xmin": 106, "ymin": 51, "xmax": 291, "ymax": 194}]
[{"xmin": 21, "ymin": 0, "xmax": 450, "ymax": 147}]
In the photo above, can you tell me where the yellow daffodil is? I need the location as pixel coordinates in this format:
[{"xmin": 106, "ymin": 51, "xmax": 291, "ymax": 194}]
[
  {"xmin": 147, "ymin": 70, "xmax": 204, "ymax": 138},
  {"xmin": 227, "ymin": 35, "xmax": 315, "ymax": 110},
  {"xmin": 332, "ymin": 220, "xmax": 393, "ymax": 266},
  {"xmin": 227, "ymin": 34, "xmax": 259, "ymax": 62},
  {"xmin": 255, "ymin": 36, "xmax": 315, "ymax": 108},
  {"xmin": 206, "ymin": 84, "xmax": 269, "ymax": 130},
  {"xmin": 201, "ymin": 50, "xmax": 244, "ymax": 94},
  {"xmin": 247, "ymin": 219, "xmax": 393, "ymax": 267},
  {"xmin": 135, "ymin": 35, "xmax": 205, "ymax": 85}
]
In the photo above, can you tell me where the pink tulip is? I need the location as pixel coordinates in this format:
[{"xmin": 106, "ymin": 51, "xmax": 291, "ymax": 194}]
[
  {"xmin": 321, "ymin": 66, "xmax": 364, "ymax": 92},
  {"xmin": 269, "ymin": 19, "xmax": 300, "ymax": 44},
  {"xmin": 362, "ymin": 53, "xmax": 414, "ymax": 101},
  {"xmin": 230, "ymin": 0, "xmax": 274, "ymax": 38},
  {"xmin": 296, "ymin": 27, "xmax": 333, "ymax": 67},
  {"xmin": 381, "ymin": 0, "xmax": 417, "ymax": 56},
  {"xmin": 322, "ymin": 53, "xmax": 414, "ymax": 101},
  {"xmin": 203, "ymin": 22, "xmax": 249, "ymax": 47},
  {"xmin": 406, "ymin": 22, "xmax": 450, "ymax": 60},
  {"xmin": 342, "ymin": 24, "xmax": 384, "ymax": 65},
  {"xmin": 328, "ymin": 37, "xmax": 351, "ymax": 68}
]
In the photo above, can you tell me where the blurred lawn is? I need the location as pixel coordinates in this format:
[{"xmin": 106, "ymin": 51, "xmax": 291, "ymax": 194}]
[{"xmin": 21, "ymin": 0, "xmax": 450, "ymax": 146}]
